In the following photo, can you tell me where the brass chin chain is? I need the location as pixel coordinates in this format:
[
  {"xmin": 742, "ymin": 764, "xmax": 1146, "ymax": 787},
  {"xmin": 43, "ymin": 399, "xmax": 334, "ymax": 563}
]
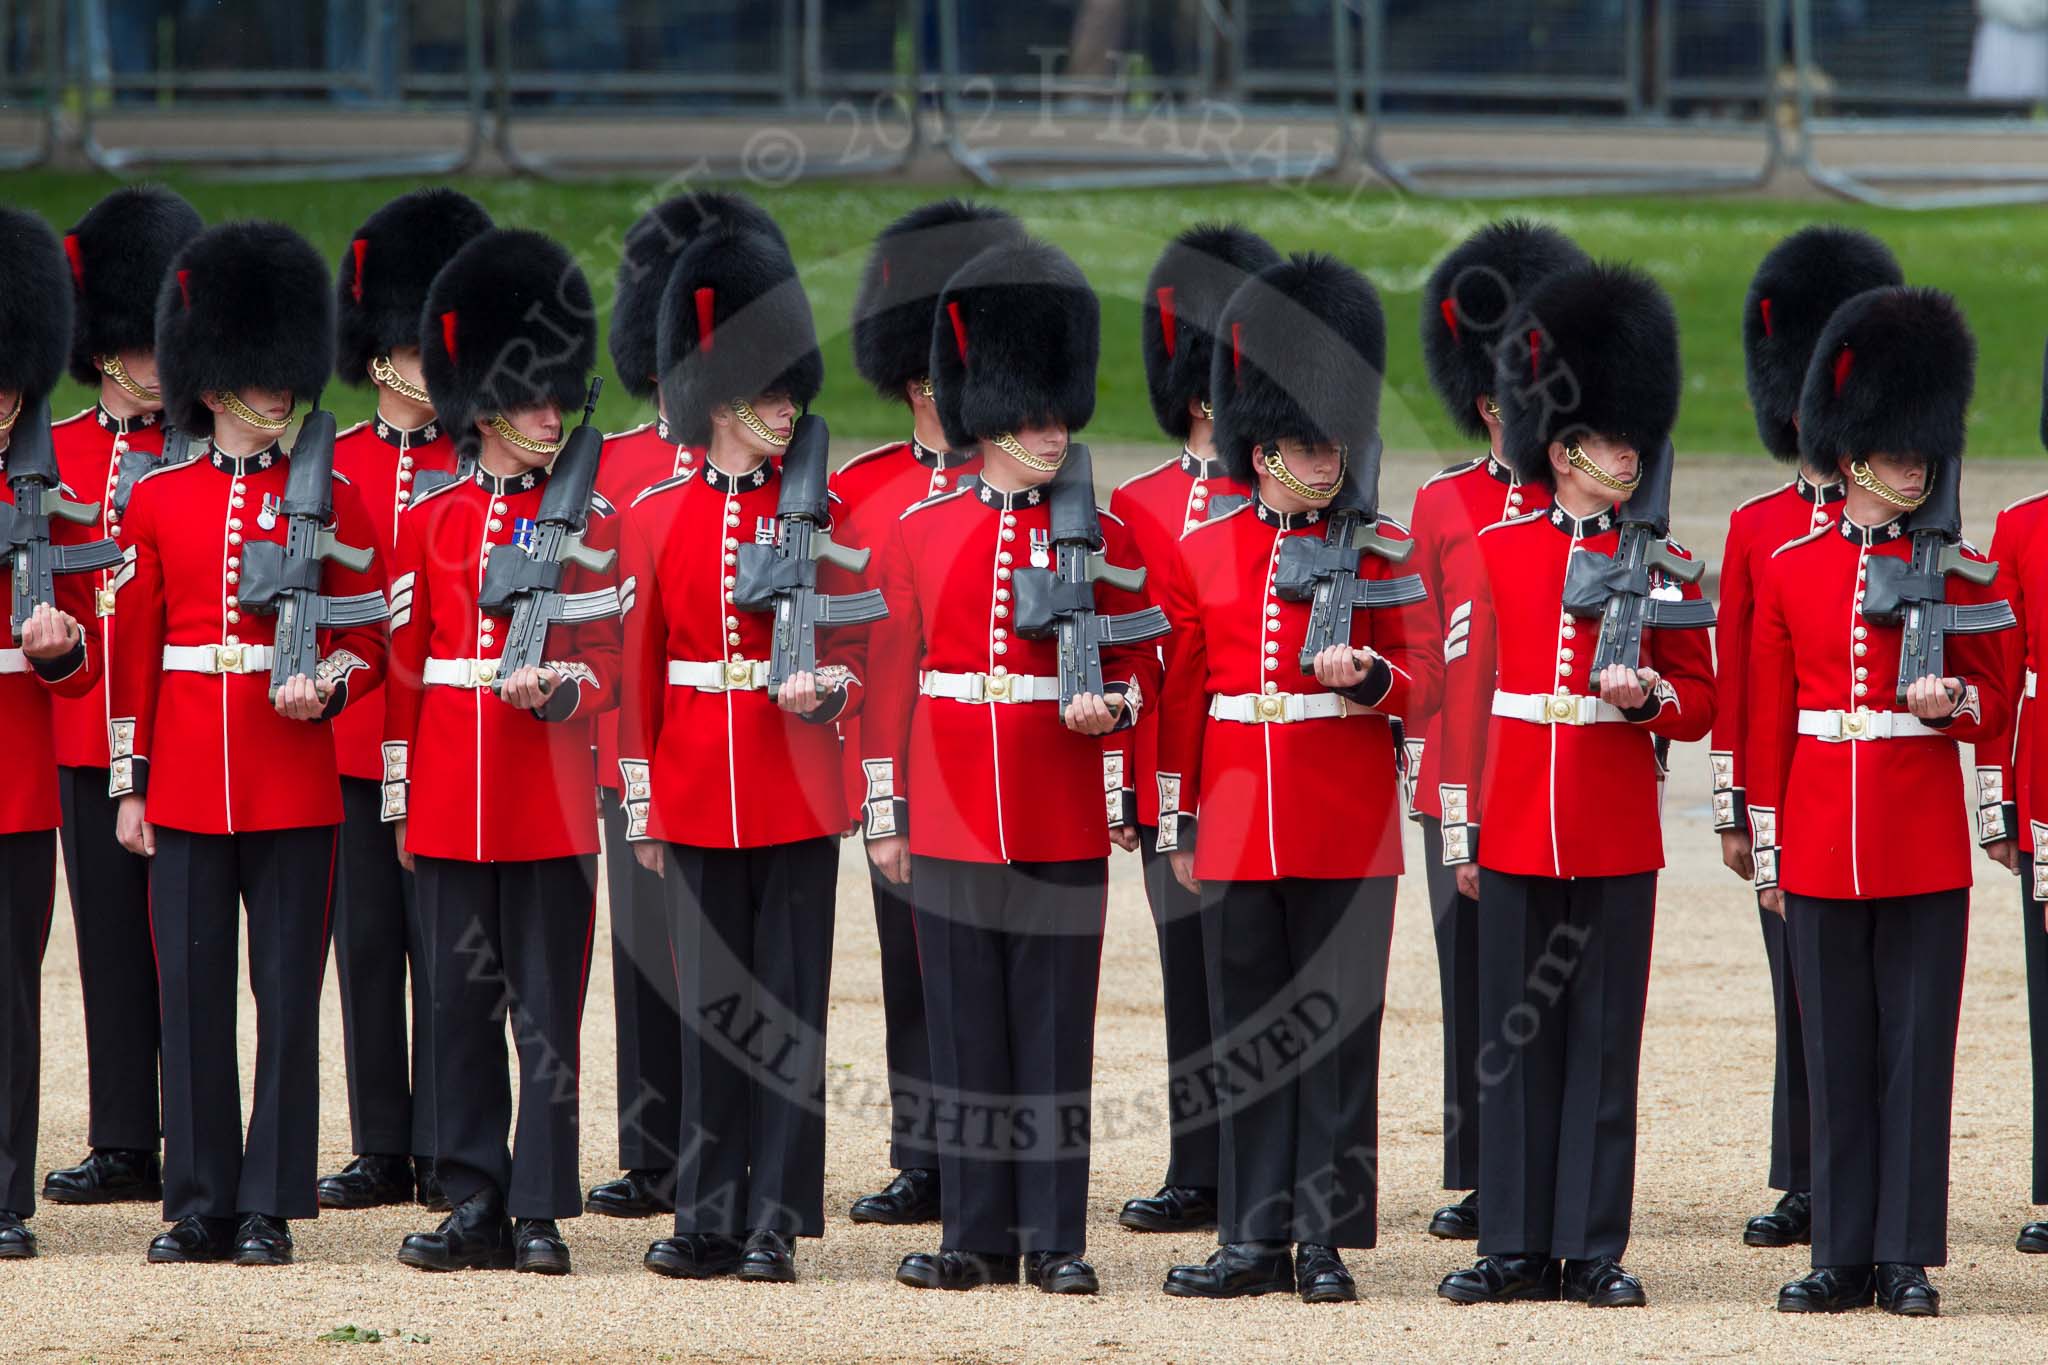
[
  {"xmin": 0, "ymin": 393, "xmax": 19, "ymax": 433},
  {"xmin": 99, "ymin": 354, "xmax": 161, "ymax": 404},
  {"xmin": 993, "ymin": 431, "xmax": 1063, "ymax": 472},
  {"xmin": 1198, "ymin": 400, "xmax": 1213, "ymax": 420},
  {"xmin": 213, "ymin": 390, "xmax": 292, "ymax": 432},
  {"xmin": 732, "ymin": 400, "xmax": 792, "ymax": 448},
  {"xmin": 1850, "ymin": 459, "xmax": 1931, "ymax": 511},
  {"xmin": 1260, "ymin": 444, "xmax": 1344, "ymax": 502},
  {"xmin": 918, "ymin": 377, "xmax": 935, "ymax": 400},
  {"xmin": 1484, "ymin": 397, "xmax": 1501, "ymax": 420},
  {"xmin": 1564, "ymin": 443, "xmax": 1641, "ymax": 494},
  {"xmin": 372, "ymin": 355, "xmax": 432, "ymax": 406},
  {"xmin": 489, "ymin": 412, "xmax": 564, "ymax": 456}
]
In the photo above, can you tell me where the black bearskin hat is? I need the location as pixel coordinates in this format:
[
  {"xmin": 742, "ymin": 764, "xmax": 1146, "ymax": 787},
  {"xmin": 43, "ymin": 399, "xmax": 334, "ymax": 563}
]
[
  {"xmin": 0, "ymin": 207, "xmax": 72, "ymax": 403},
  {"xmin": 1799, "ymin": 286, "xmax": 1973, "ymax": 473},
  {"xmin": 1210, "ymin": 253, "xmax": 1386, "ymax": 486},
  {"xmin": 155, "ymin": 221, "xmax": 333, "ymax": 437},
  {"xmin": 336, "ymin": 188, "xmax": 493, "ymax": 389},
  {"xmin": 655, "ymin": 226, "xmax": 821, "ymax": 447},
  {"xmin": 1142, "ymin": 222, "xmax": 1283, "ymax": 443},
  {"xmin": 610, "ymin": 190, "xmax": 787, "ymax": 402},
  {"xmin": 1744, "ymin": 225, "xmax": 1903, "ymax": 464},
  {"xmin": 852, "ymin": 199, "xmax": 1024, "ymax": 405},
  {"xmin": 421, "ymin": 228, "xmax": 596, "ymax": 460},
  {"xmin": 929, "ymin": 238, "xmax": 1098, "ymax": 450},
  {"xmin": 1420, "ymin": 218, "xmax": 1588, "ymax": 441},
  {"xmin": 1495, "ymin": 261, "xmax": 1681, "ymax": 487},
  {"xmin": 64, "ymin": 186, "xmax": 202, "ymax": 386}
]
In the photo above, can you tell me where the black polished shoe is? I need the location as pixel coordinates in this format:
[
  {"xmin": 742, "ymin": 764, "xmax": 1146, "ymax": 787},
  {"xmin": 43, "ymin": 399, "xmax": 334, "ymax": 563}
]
[
  {"xmin": 1163, "ymin": 1242, "xmax": 1294, "ymax": 1299},
  {"xmin": 645, "ymin": 1233, "xmax": 743, "ymax": 1280},
  {"xmin": 415, "ymin": 1159, "xmax": 448, "ymax": 1213},
  {"xmin": 1744, "ymin": 1190, "xmax": 1812, "ymax": 1248},
  {"xmin": 1427, "ymin": 1190, "xmax": 1479, "ymax": 1241},
  {"xmin": 896, "ymin": 1248, "xmax": 1021, "ymax": 1290},
  {"xmin": 585, "ymin": 1169, "xmax": 674, "ymax": 1219},
  {"xmin": 42, "ymin": 1148, "xmax": 162, "ymax": 1206},
  {"xmin": 316, "ymin": 1153, "xmax": 415, "ymax": 1210},
  {"xmin": 738, "ymin": 1229, "xmax": 797, "ymax": 1284},
  {"xmin": 232, "ymin": 1214, "xmax": 292, "ymax": 1266},
  {"xmin": 850, "ymin": 1168, "xmax": 941, "ymax": 1225},
  {"xmin": 1776, "ymin": 1264, "xmax": 1875, "ymax": 1313},
  {"xmin": 398, "ymin": 1188, "xmax": 515, "ymax": 1272},
  {"xmin": 1875, "ymin": 1263, "xmax": 1940, "ymax": 1317},
  {"xmin": 0, "ymin": 1212, "xmax": 36, "ymax": 1260},
  {"xmin": 513, "ymin": 1219, "xmax": 571, "ymax": 1275},
  {"xmin": 1295, "ymin": 1244, "xmax": 1356, "ymax": 1304},
  {"xmin": 1118, "ymin": 1184, "xmax": 1218, "ymax": 1234},
  {"xmin": 1026, "ymin": 1251, "xmax": 1099, "ymax": 1295},
  {"xmin": 2018, "ymin": 1221, "xmax": 2048, "ymax": 1254},
  {"xmin": 1438, "ymin": 1254, "xmax": 1563, "ymax": 1304},
  {"xmin": 147, "ymin": 1214, "xmax": 238, "ymax": 1264},
  {"xmin": 1563, "ymin": 1256, "xmax": 1646, "ymax": 1307}
]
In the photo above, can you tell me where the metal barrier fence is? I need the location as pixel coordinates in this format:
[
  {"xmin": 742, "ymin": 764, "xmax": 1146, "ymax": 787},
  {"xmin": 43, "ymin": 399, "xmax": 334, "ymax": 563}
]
[{"xmin": 0, "ymin": 0, "xmax": 60, "ymax": 168}]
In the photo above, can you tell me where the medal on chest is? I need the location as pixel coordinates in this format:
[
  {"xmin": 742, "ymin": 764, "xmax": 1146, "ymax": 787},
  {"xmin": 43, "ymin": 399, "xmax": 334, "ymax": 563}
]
[
  {"xmin": 1029, "ymin": 527, "xmax": 1051, "ymax": 569},
  {"xmin": 755, "ymin": 515, "xmax": 779, "ymax": 546},
  {"xmin": 257, "ymin": 493, "xmax": 281, "ymax": 532},
  {"xmin": 511, "ymin": 517, "xmax": 538, "ymax": 555}
]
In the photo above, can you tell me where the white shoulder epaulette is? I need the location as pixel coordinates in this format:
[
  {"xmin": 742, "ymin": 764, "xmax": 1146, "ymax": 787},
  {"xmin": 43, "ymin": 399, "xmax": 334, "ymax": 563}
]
[
  {"xmin": 54, "ymin": 406, "xmax": 93, "ymax": 428},
  {"xmin": 1113, "ymin": 458, "xmax": 1177, "ymax": 493},
  {"xmin": 329, "ymin": 469, "xmax": 352, "ymax": 486},
  {"xmin": 901, "ymin": 486, "xmax": 969, "ymax": 520},
  {"xmin": 1375, "ymin": 513, "xmax": 1411, "ymax": 535},
  {"xmin": 2002, "ymin": 488, "xmax": 2048, "ymax": 516},
  {"xmin": 403, "ymin": 475, "xmax": 468, "ymax": 511},
  {"xmin": 1421, "ymin": 457, "xmax": 1484, "ymax": 490},
  {"xmin": 629, "ymin": 472, "xmax": 693, "ymax": 508},
  {"xmin": 1182, "ymin": 503, "xmax": 1246, "ymax": 535},
  {"xmin": 836, "ymin": 440, "xmax": 905, "ymax": 476},
  {"xmin": 132, "ymin": 449, "xmax": 205, "ymax": 487},
  {"xmin": 1478, "ymin": 508, "xmax": 1546, "ymax": 537},
  {"xmin": 1732, "ymin": 481, "xmax": 1794, "ymax": 515},
  {"xmin": 1770, "ymin": 525, "xmax": 1829, "ymax": 559},
  {"xmin": 604, "ymin": 419, "xmax": 656, "ymax": 441},
  {"xmin": 335, "ymin": 419, "xmax": 371, "ymax": 440},
  {"xmin": 1099, "ymin": 506, "xmax": 1127, "ymax": 528},
  {"xmin": 589, "ymin": 489, "xmax": 616, "ymax": 518}
]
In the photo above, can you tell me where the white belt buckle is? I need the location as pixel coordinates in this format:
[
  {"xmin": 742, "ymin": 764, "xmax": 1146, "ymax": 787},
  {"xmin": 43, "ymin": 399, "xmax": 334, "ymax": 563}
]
[
  {"xmin": 213, "ymin": 643, "xmax": 244, "ymax": 674},
  {"xmin": 1254, "ymin": 692, "xmax": 1287, "ymax": 723},
  {"xmin": 981, "ymin": 672, "xmax": 1013, "ymax": 703},
  {"xmin": 1544, "ymin": 692, "xmax": 1582, "ymax": 726}
]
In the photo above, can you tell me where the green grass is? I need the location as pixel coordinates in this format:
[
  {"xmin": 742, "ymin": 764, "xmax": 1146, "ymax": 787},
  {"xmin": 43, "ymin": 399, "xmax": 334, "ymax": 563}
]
[{"xmin": 14, "ymin": 171, "xmax": 2048, "ymax": 458}]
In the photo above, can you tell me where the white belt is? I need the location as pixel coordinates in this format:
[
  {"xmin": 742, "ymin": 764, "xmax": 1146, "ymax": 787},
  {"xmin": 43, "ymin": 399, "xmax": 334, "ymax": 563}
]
[
  {"xmin": 1209, "ymin": 691, "xmax": 1356, "ymax": 725},
  {"xmin": 919, "ymin": 669, "xmax": 1060, "ymax": 704},
  {"xmin": 163, "ymin": 643, "xmax": 274, "ymax": 675},
  {"xmin": 0, "ymin": 649, "xmax": 25, "ymax": 675},
  {"xmin": 1491, "ymin": 689, "xmax": 1625, "ymax": 726},
  {"xmin": 2028, "ymin": 668, "xmax": 2037, "ymax": 700},
  {"xmin": 668, "ymin": 658, "xmax": 770, "ymax": 692},
  {"xmin": 1797, "ymin": 707, "xmax": 1938, "ymax": 742},
  {"xmin": 424, "ymin": 656, "xmax": 507, "ymax": 689}
]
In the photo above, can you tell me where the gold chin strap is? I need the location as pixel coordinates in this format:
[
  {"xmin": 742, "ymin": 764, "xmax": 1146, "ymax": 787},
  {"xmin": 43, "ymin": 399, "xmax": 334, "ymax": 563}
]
[
  {"xmin": 0, "ymin": 394, "xmax": 19, "ymax": 433},
  {"xmin": 918, "ymin": 377, "xmax": 935, "ymax": 400},
  {"xmin": 1260, "ymin": 444, "xmax": 1344, "ymax": 502},
  {"xmin": 1198, "ymin": 400, "xmax": 1213, "ymax": 420},
  {"xmin": 99, "ymin": 354, "xmax": 161, "ymax": 404},
  {"xmin": 1564, "ymin": 443, "xmax": 1641, "ymax": 494},
  {"xmin": 488, "ymin": 412, "xmax": 564, "ymax": 456},
  {"xmin": 372, "ymin": 355, "xmax": 433, "ymax": 406},
  {"xmin": 993, "ymin": 431, "xmax": 1063, "ymax": 472},
  {"xmin": 732, "ymin": 400, "xmax": 792, "ymax": 448},
  {"xmin": 1850, "ymin": 458, "xmax": 1931, "ymax": 511},
  {"xmin": 214, "ymin": 390, "xmax": 292, "ymax": 433},
  {"xmin": 1484, "ymin": 397, "xmax": 1501, "ymax": 420}
]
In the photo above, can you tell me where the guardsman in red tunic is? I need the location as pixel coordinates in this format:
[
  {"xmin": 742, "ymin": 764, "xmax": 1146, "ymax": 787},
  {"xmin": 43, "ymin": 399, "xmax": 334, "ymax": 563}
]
[
  {"xmin": 1436, "ymin": 264, "xmax": 1713, "ymax": 1309},
  {"xmin": 867, "ymin": 240, "xmax": 1157, "ymax": 1295},
  {"xmin": 1714, "ymin": 226, "xmax": 1903, "ymax": 1252},
  {"xmin": 1155, "ymin": 253, "xmax": 1440, "ymax": 1304},
  {"xmin": 42, "ymin": 186, "xmax": 201, "ymax": 1210},
  {"xmin": 587, "ymin": 191, "xmax": 787, "ymax": 1221},
  {"xmin": 385, "ymin": 230, "xmax": 616, "ymax": 1278},
  {"xmin": 621, "ymin": 227, "xmax": 850, "ymax": 1286},
  {"xmin": 1108, "ymin": 222, "xmax": 1275, "ymax": 1240},
  {"xmin": 1750, "ymin": 289, "xmax": 2010, "ymax": 1317},
  {"xmin": 0, "ymin": 207, "xmax": 106, "ymax": 1260},
  {"xmin": 316, "ymin": 188, "xmax": 489, "ymax": 1216},
  {"xmin": 1408, "ymin": 218, "xmax": 1584, "ymax": 1242},
  {"xmin": 837, "ymin": 198, "xmax": 1020, "ymax": 1228},
  {"xmin": 114, "ymin": 223, "xmax": 387, "ymax": 1266}
]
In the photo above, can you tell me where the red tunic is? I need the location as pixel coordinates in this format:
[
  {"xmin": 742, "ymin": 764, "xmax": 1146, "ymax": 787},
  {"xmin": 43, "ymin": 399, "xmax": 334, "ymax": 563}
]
[
  {"xmin": 382, "ymin": 466, "xmax": 620, "ymax": 863},
  {"xmin": 1107, "ymin": 449, "xmax": 1251, "ymax": 828},
  {"xmin": 862, "ymin": 475, "xmax": 1161, "ymax": 865},
  {"xmin": 49, "ymin": 404, "xmax": 168, "ymax": 770},
  {"xmin": 1974, "ymin": 491, "xmax": 2048, "ymax": 853},
  {"xmin": 1155, "ymin": 500, "xmax": 1439, "ymax": 881},
  {"xmin": 328, "ymin": 414, "xmax": 458, "ymax": 783},
  {"xmin": 1438, "ymin": 504, "xmax": 1716, "ymax": 879},
  {"xmin": 1746, "ymin": 512, "xmax": 2011, "ymax": 900},
  {"xmin": 109, "ymin": 445, "xmax": 388, "ymax": 833},
  {"xmin": 1405, "ymin": 453, "xmax": 1539, "ymax": 820},
  {"xmin": 616, "ymin": 458, "xmax": 862, "ymax": 849},
  {"xmin": 1705, "ymin": 473, "xmax": 1844, "ymax": 836}
]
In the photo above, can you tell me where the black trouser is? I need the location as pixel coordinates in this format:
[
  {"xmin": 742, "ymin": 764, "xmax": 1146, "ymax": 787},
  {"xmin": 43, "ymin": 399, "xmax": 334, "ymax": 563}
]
[
  {"xmin": 150, "ymin": 825, "xmax": 336, "ymax": 1221},
  {"xmin": 911, "ymin": 855, "xmax": 1105, "ymax": 1257},
  {"xmin": 1475, "ymin": 868, "xmax": 1656, "ymax": 1262},
  {"xmin": 332, "ymin": 777, "xmax": 430, "ymax": 1160},
  {"xmin": 0, "ymin": 830, "xmax": 55, "ymax": 1216},
  {"xmin": 666, "ymin": 838, "xmax": 838, "ymax": 1238},
  {"xmin": 1787, "ymin": 889, "xmax": 1968, "ymax": 1269},
  {"xmin": 415, "ymin": 854, "xmax": 595, "ymax": 1221},
  {"xmin": 869, "ymin": 859, "xmax": 937, "ymax": 1172},
  {"xmin": 1138, "ymin": 828, "xmax": 1218, "ymax": 1192},
  {"xmin": 1201, "ymin": 875, "xmax": 1394, "ymax": 1248},
  {"xmin": 600, "ymin": 790, "xmax": 680, "ymax": 1174},
  {"xmin": 1758, "ymin": 894, "xmax": 1812, "ymax": 1193},
  {"xmin": 56, "ymin": 766, "xmax": 158, "ymax": 1152},
  {"xmin": 2026, "ymin": 863, "xmax": 2048, "ymax": 1205},
  {"xmin": 1419, "ymin": 816, "xmax": 1480, "ymax": 1192}
]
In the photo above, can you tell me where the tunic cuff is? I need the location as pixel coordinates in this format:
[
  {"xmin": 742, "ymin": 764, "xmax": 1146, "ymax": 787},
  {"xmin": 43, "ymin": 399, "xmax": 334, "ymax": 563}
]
[
  {"xmin": 1437, "ymin": 783, "xmax": 1476, "ymax": 865},
  {"xmin": 1749, "ymin": 805, "xmax": 1779, "ymax": 891},
  {"xmin": 1977, "ymin": 766, "xmax": 2015, "ymax": 846},
  {"xmin": 536, "ymin": 662, "xmax": 598, "ymax": 722},
  {"xmin": 29, "ymin": 629, "xmax": 87, "ymax": 683},
  {"xmin": 1103, "ymin": 751, "xmax": 1135, "ymax": 829},
  {"xmin": 617, "ymin": 759, "xmax": 653, "ymax": 840},
  {"xmin": 860, "ymin": 758, "xmax": 908, "ymax": 841},
  {"xmin": 1154, "ymin": 773, "xmax": 1192, "ymax": 853},
  {"xmin": 1335, "ymin": 655, "xmax": 1394, "ymax": 710},
  {"xmin": 1105, "ymin": 679, "xmax": 1141, "ymax": 733},
  {"xmin": 379, "ymin": 741, "xmax": 409, "ymax": 822}
]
